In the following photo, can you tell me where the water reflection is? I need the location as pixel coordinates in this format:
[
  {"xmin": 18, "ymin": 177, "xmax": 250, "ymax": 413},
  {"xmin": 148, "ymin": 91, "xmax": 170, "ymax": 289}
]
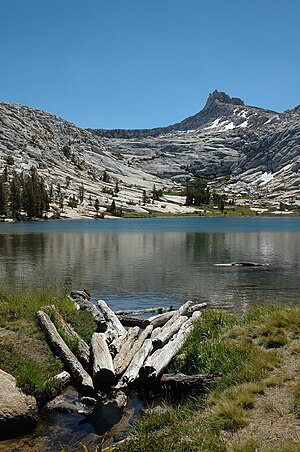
[{"xmin": 0, "ymin": 218, "xmax": 299, "ymax": 314}]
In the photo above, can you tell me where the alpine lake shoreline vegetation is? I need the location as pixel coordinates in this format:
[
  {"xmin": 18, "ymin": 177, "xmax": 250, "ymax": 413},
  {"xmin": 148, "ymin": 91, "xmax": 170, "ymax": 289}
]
[
  {"xmin": 0, "ymin": 288, "xmax": 299, "ymax": 451},
  {"xmin": 0, "ymin": 169, "xmax": 299, "ymax": 222}
]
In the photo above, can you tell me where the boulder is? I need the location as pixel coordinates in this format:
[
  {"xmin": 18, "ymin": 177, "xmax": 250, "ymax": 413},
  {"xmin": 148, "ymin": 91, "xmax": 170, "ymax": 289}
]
[{"xmin": 0, "ymin": 369, "xmax": 38, "ymax": 439}]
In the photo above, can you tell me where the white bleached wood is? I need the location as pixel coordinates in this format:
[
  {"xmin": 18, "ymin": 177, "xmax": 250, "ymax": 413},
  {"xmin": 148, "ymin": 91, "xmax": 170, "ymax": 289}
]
[
  {"xmin": 97, "ymin": 300, "xmax": 126, "ymax": 342},
  {"xmin": 140, "ymin": 312, "xmax": 201, "ymax": 381},
  {"xmin": 151, "ymin": 300, "xmax": 194, "ymax": 340},
  {"xmin": 114, "ymin": 324, "xmax": 153, "ymax": 376},
  {"xmin": 45, "ymin": 305, "xmax": 90, "ymax": 368},
  {"xmin": 116, "ymin": 339, "xmax": 153, "ymax": 388},
  {"xmin": 91, "ymin": 332, "xmax": 116, "ymax": 388},
  {"xmin": 113, "ymin": 327, "xmax": 140, "ymax": 371},
  {"xmin": 152, "ymin": 315, "xmax": 188, "ymax": 350},
  {"xmin": 36, "ymin": 310, "xmax": 94, "ymax": 393},
  {"xmin": 143, "ymin": 311, "xmax": 174, "ymax": 329}
]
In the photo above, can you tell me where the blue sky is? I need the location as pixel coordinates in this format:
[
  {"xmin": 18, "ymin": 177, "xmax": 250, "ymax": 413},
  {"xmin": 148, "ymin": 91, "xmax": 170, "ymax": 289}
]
[{"xmin": 1, "ymin": 0, "xmax": 299, "ymax": 128}]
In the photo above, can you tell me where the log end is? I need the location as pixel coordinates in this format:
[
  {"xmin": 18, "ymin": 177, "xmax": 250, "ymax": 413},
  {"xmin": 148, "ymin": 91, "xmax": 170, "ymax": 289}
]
[{"xmin": 93, "ymin": 369, "xmax": 116, "ymax": 391}]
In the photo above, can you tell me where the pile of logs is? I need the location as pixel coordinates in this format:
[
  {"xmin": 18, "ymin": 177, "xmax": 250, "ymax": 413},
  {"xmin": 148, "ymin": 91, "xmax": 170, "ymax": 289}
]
[{"xmin": 36, "ymin": 291, "xmax": 208, "ymax": 396}]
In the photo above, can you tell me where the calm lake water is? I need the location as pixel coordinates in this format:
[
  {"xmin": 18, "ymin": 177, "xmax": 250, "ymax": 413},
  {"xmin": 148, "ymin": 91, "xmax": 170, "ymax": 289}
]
[{"xmin": 0, "ymin": 216, "xmax": 300, "ymax": 315}]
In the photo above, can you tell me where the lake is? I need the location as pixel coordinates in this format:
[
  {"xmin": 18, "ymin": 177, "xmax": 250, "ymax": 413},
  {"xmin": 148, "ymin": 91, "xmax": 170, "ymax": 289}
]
[{"xmin": 0, "ymin": 216, "xmax": 299, "ymax": 315}]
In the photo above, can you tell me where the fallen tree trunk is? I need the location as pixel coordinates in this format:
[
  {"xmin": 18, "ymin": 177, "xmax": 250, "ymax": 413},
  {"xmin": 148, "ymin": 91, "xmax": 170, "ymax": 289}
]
[
  {"xmin": 160, "ymin": 372, "xmax": 217, "ymax": 399},
  {"xmin": 44, "ymin": 305, "xmax": 90, "ymax": 368},
  {"xmin": 97, "ymin": 300, "xmax": 126, "ymax": 343},
  {"xmin": 152, "ymin": 315, "xmax": 188, "ymax": 350},
  {"xmin": 114, "ymin": 306, "xmax": 173, "ymax": 316},
  {"xmin": 140, "ymin": 311, "xmax": 201, "ymax": 381},
  {"xmin": 151, "ymin": 300, "xmax": 194, "ymax": 341},
  {"xmin": 116, "ymin": 338, "xmax": 153, "ymax": 388},
  {"xmin": 142, "ymin": 311, "xmax": 174, "ymax": 329},
  {"xmin": 36, "ymin": 311, "xmax": 94, "ymax": 393},
  {"xmin": 91, "ymin": 333, "xmax": 116, "ymax": 389},
  {"xmin": 214, "ymin": 262, "xmax": 270, "ymax": 267},
  {"xmin": 187, "ymin": 302, "xmax": 207, "ymax": 315},
  {"xmin": 117, "ymin": 315, "xmax": 149, "ymax": 328},
  {"xmin": 113, "ymin": 327, "xmax": 140, "ymax": 371},
  {"xmin": 114, "ymin": 324, "xmax": 153, "ymax": 376}
]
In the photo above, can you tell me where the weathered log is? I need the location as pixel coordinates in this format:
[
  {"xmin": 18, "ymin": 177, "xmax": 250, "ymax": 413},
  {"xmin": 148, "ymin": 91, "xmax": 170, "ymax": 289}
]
[
  {"xmin": 113, "ymin": 326, "xmax": 140, "ymax": 371},
  {"xmin": 142, "ymin": 311, "xmax": 174, "ymax": 329},
  {"xmin": 44, "ymin": 305, "xmax": 90, "ymax": 368},
  {"xmin": 152, "ymin": 315, "xmax": 188, "ymax": 350},
  {"xmin": 151, "ymin": 300, "xmax": 194, "ymax": 340},
  {"xmin": 91, "ymin": 333, "xmax": 116, "ymax": 389},
  {"xmin": 187, "ymin": 302, "xmax": 207, "ymax": 315},
  {"xmin": 214, "ymin": 262, "xmax": 270, "ymax": 267},
  {"xmin": 114, "ymin": 306, "xmax": 174, "ymax": 316},
  {"xmin": 68, "ymin": 292, "xmax": 106, "ymax": 332},
  {"xmin": 140, "ymin": 312, "xmax": 201, "ymax": 381},
  {"xmin": 118, "ymin": 315, "xmax": 149, "ymax": 328},
  {"xmin": 114, "ymin": 324, "xmax": 153, "ymax": 376},
  {"xmin": 109, "ymin": 331, "xmax": 128, "ymax": 357},
  {"xmin": 116, "ymin": 338, "xmax": 153, "ymax": 388},
  {"xmin": 36, "ymin": 311, "xmax": 94, "ymax": 393},
  {"xmin": 97, "ymin": 300, "xmax": 126, "ymax": 342},
  {"xmin": 160, "ymin": 372, "xmax": 217, "ymax": 399}
]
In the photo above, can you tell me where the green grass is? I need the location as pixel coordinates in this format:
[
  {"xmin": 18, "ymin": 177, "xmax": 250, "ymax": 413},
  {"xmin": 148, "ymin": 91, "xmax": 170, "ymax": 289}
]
[{"xmin": 0, "ymin": 287, "xmax": 97, "ymax": 396}]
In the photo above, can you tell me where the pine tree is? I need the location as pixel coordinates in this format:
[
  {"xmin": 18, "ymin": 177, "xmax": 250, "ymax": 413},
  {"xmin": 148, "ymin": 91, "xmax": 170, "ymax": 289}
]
[
  {"xmin": 79, "ymin": 183, "xmax": 84, "ymax": 203},
  {"xmin": 10, "ymin": 173, "xmax": 22, "ymax": 219},
  {"xmin": 94, "ymin": 198, "xmax": 100, "ymax": 214},
  {"xmin": 0, "ymin": 176, "xmax": 8, "ymax": 216}
]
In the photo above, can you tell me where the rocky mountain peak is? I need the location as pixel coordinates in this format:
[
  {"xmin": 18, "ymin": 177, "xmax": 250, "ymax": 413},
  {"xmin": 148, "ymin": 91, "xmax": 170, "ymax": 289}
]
[{"xmin": 203, "ymin": 90, "xmax": 245, "ymax": 110}]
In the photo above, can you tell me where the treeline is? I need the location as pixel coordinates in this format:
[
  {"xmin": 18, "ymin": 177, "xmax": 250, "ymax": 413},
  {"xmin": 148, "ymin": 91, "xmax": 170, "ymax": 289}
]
[
  {"xmin": 184, "ymin": 179, "xmax": 227, "ymax": 212},
  {"xmin": 0, "ymin": 168, "xmax": 49, "ymax": 219}
]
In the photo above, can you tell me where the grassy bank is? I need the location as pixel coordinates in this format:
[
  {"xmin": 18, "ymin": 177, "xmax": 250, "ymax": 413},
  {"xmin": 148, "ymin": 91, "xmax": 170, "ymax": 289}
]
[
  {"xmin": 0, "ymin": 289, "xmax": 96, "ymax": 396},
  {"xmin": 115, "ymin": 305, "xmax": 300, "ymax": 452}
]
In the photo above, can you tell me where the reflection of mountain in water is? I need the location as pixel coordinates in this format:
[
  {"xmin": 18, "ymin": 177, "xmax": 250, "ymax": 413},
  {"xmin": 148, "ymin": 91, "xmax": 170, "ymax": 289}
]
[{"xmin": 0, "ymin": 225, "xmax": 299, "ymax": 314}]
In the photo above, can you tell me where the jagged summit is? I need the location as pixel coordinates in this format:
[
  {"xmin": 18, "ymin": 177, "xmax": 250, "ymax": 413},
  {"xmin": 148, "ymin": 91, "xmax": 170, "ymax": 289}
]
[
  {"xmin": 91, "ymin": 89, "xmax": 270, "ymax": 139},
  {"xmin": 203, "ymin": 90, "xmax": 245, "ymax": 109}
]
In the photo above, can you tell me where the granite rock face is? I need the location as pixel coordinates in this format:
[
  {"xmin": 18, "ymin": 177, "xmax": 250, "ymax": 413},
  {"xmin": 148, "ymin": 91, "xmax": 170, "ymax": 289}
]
[
  {"xmin": 91, "ymin": 90, "xmax": 300, "ymax": 200},
  {"xmin": 0, "ymin": 369, "xmax": 38, "ymax": 439},
  {"xmin": 1, "ymin": 90, "xmax": 299, "ymax": 202}
]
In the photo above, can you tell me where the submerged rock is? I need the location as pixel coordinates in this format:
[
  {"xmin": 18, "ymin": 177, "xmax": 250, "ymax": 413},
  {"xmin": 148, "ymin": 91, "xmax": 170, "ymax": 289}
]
[{"xmin": 0, "ymin": 369, "xmax": 38, "ymax": 439}]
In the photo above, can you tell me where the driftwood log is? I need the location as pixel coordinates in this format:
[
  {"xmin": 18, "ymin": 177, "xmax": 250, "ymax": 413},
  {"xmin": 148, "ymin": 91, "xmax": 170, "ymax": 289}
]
[
  {"xmin": 140, "ymin": 312, "xmax": 202, "ymax": 382},
  {"xmin": 36, "ymin": 311, "xmax": 94, "ymax": 393},
  {"xmin": 160, "ymin": 372, "xmax": 217, "ymax": 399},
  {"xmin": 91, "ymin": 333, "xmax": 116, "ymax": 389},
  {"xmin": 37, "ymin": 294, "xmax": 208, "ymax": 406},
  {"xmin": 117, "ymin": 338, "xmax": 153, "ymax": 388},
  {"xmin": 187, "ymin": 302, "xmax": 207, "ymax": 314},
  {"xmin": 97, "ymin": 300, "xmax": 126, "ymax": 344},
  {"xmin": 114, "ymin": 306, "xmax": 173, "ymax": 316},
  {"xmin": 142, "ymin": 311, "xmax": 174, "ymax": 329},
  {"xmin": 45, "ymin": 305, "xmax": 90, "ymax": 368},
  {"xmin": 152, "ymin": 315, "xmax": 188, "ymax": 350},
  {"xmin": 118, "ymin": 315, "xmax": 149, "ymax": 328},
  {"xmin": 151, "ymin": 300, "xmax": 194, "ymax": 342},
  {"xmin": 214, "ymin": 262, "xmax": 269, "ymax": 267},
  {"xmin": 114, "ymin": 324, "xmax": 153, "ymax": 377},
  {"xmin": 113, "ymin": 326, "xmax": 140, "ymax": 372}
]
